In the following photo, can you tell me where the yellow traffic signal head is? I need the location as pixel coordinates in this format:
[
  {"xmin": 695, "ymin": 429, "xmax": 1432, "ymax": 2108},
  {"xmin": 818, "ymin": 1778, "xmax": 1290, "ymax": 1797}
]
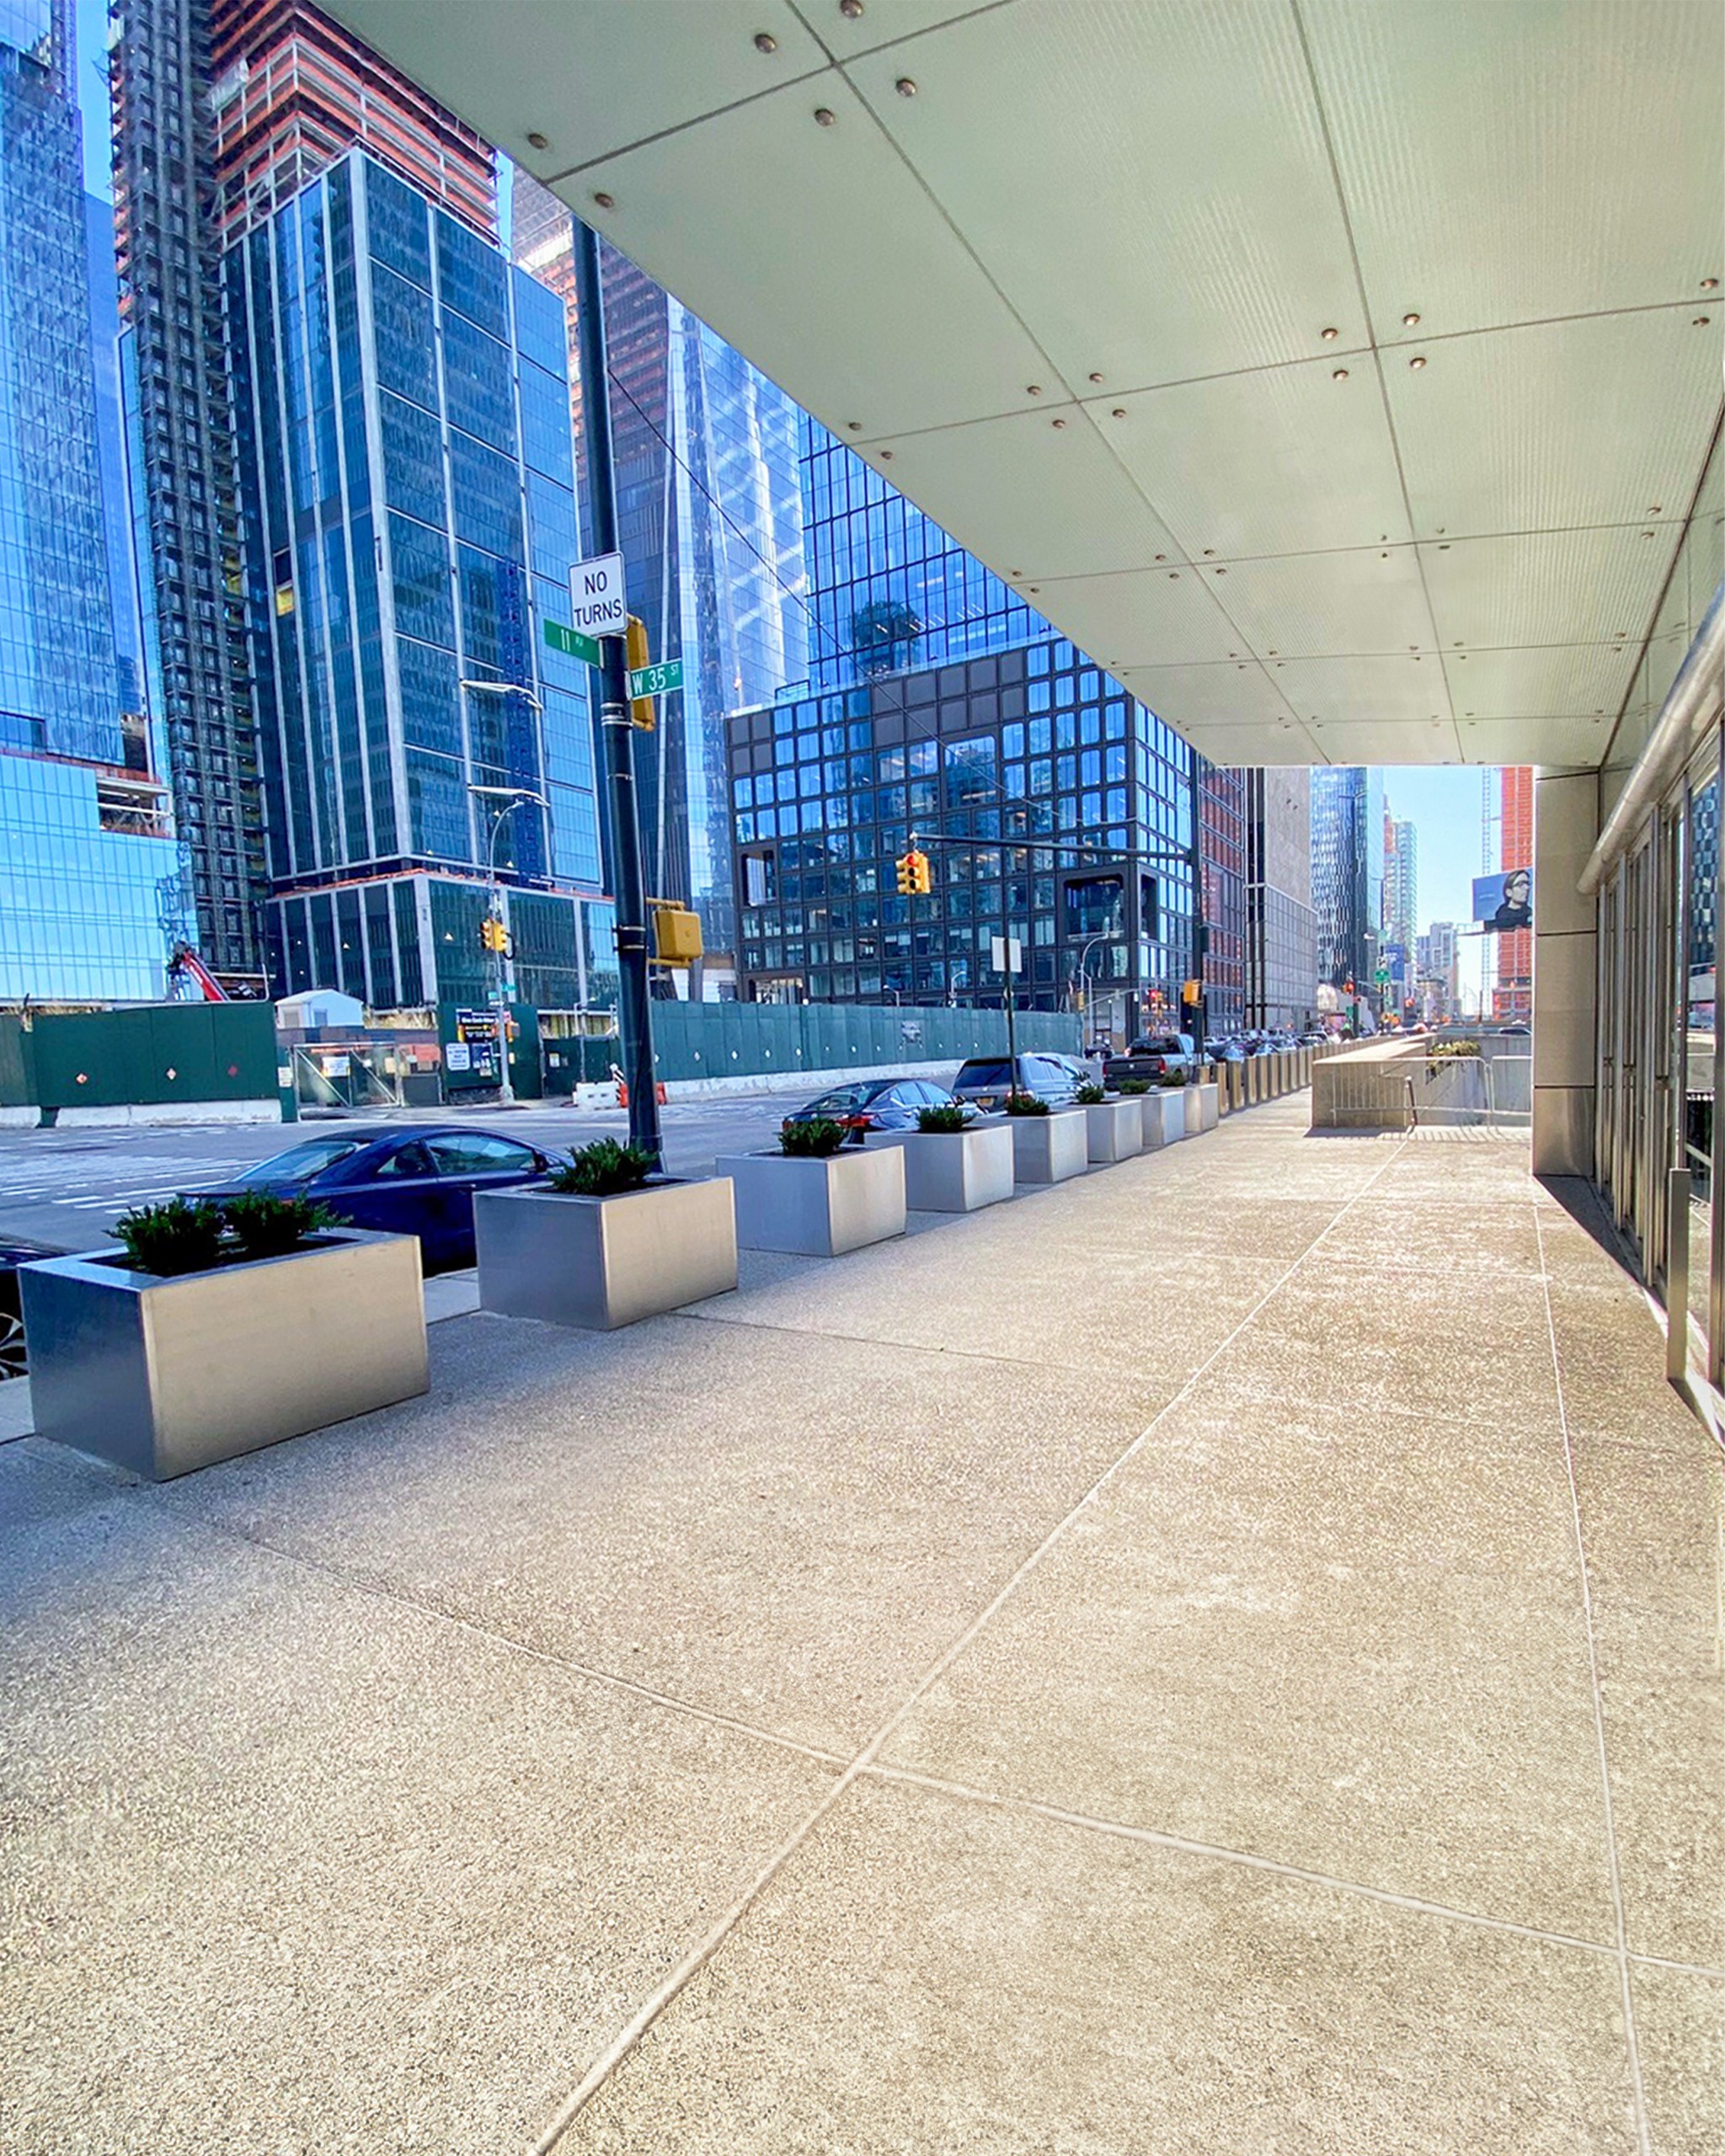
[
  {"xmin": 912, "ymin": 849, "xmax": 932, "ymax": 894},
  {"xmin": 896, "ymin": 848, "xmax": 932, "ymax": 895},
  {"xmin": 895, "ymin": 852, "xmax": 915, "ymax": 895}
]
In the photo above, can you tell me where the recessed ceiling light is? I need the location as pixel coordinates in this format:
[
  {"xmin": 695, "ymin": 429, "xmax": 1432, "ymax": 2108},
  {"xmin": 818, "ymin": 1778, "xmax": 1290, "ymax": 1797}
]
[
  {"xmin": 1402, "ymin": 312, "xmax": 1420, "ymax": 327},
  {"xmin": 1111, "ymin": 407, "xmax": 1125, "ymax": 419},
  {"xmin": 754, "ymin": 31, "xmax": 777, "ymax": 52},
  {"xmin": 895, "ymin": 76, "xmax": 917, "ymax": 96},
  {"xmin": 525, "ymin": 131, "xmax": 548, "ymax": 151},
  {"xmin": 814, "ymin": 107, "xmax": 836, "ymax": 126},
  {"xmin": 1438, "ymin": 543, "xmax": 1451, "ymax": 551},
  {"xmin": 1089, "ymin": 371, "xmax": 1104, "ymax": 384},
  {"xmin": 841, "ymin": 0, "xmax": 863, "ymax": 14},
  {"xmin": 1051, "ymin": 418, "xmax": 1065, "ymax": 430},
  {"xmin": 1408, "ymin": 355, "xmax": 1427, "ymax": 369},
  {"xmin": 1167, "ymin": 572, "xmax": 1179, "ymax": 579},
  {"xmin": 1155, "ymin": 554, "xmax": 1166, "ymax": 563},
  {"xmin": 1696, "ymin": 317, "xmax": 1712, "ymax": 327},
  {"xmin": 1026, "ymin": 384, "xmax": 1043, "ymax": 396},
  {"xmin": 1649, "ymin": 504, "xmax": 1663, "ymax": 513},
  {"xmin": 1320, "ymin": 327, "xmax": 1338, "ymax": 340},
  {"xmin": 846, "ymin": 421, "xmax": 862, "ymax": 432},
  {"xmin": 1202, "ymin": 548, "xmax": 1215, "ymax": 557},
  {"xmin": 1214, "ymin": 567, "xmax": 1227, "ymax": 574},
  {"xmin": 879, "ymin": 449, "xmax": 894, "ymax": 460},
  {"xmin": 1332, "ymin": 367, "xmax": 1348, "ymax": 381},
  {"xmin": 1703, "ymin": 277, "xmax": 1719, "ymax": 290},
  {"xmin": 592, "ymin": 191, "xmax": 615, "ymax": 210}
]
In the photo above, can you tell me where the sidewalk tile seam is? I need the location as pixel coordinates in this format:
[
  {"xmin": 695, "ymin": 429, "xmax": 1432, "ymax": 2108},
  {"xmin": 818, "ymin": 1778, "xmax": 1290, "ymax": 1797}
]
[
  {"xmin": 1535, "ymin": 1202, "xmax": 1655, "ymax": 2156},
  {"xmin": 169, "ymin": 1505, "xmax": 856, "ymax": 1779},
  {"xmin": 530, "ymin": 1130, "xmax": 1418, "ymax": 2150},
  {"xmin": 853, "ymin": 1760, "xmax": 1624, "ymax": 1961}
]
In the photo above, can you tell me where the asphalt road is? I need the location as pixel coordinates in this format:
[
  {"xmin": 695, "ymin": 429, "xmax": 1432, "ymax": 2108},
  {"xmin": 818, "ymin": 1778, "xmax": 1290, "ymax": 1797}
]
[{"xmin": 0, "ymin": 1092, "xmax": 802, "ymax": 1253}]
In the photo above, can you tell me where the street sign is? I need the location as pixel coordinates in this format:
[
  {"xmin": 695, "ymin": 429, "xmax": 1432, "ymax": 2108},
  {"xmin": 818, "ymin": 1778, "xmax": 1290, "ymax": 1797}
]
[
  {"xmin": 628, "ymin": 658, "xmax": 683, "ymax": 699},
  {"xmin": 544, "ymin": 618, "xmax": 600, "ymax": 665},
  {"xmin": 991, "ymin": 934, "xmax": 1023, "ymax": 975},
  {"xmin": 569, "ymin": 551, "xmax": 627, "ymax": 638}
]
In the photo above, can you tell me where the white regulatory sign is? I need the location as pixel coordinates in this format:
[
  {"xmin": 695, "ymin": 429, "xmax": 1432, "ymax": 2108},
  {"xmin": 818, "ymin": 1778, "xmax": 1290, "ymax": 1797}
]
[{"xmin": 569, "ymin": 551, "xmax": 627, "ymax": 638}]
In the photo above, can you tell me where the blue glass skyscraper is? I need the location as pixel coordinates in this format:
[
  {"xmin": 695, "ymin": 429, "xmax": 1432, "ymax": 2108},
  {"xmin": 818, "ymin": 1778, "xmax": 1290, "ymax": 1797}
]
[
  {"xmin": 229, "ymin": 148, "xmax": 612, "ymax": 1013},
  {"xmin": 0, "ymin": 0, "xmax": 179, "ymax": 1000},
  {"xmin": 1311, "ymin": 766, "xmax": 1385, "ymax": 1014}
]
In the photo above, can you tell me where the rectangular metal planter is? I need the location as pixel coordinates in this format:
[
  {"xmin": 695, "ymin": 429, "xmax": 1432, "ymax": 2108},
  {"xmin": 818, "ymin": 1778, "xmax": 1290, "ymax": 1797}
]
[
  {"xmin": 1140, "ymin": 1091, "xmax": 1187, "ymax": 1149},
  {"xmin": 871, "ymin": 1122, "xmax": 1015, "ymax": 1211},
  {"xmin": 713, "ymin": 1146, "xmax": 906, "ymax": 1256},
  {"xmin": 1084, "ymin": 1097, "xmax": 1142, "ymax": 1164},
  {"xmin": 1009, "ymin": 1108, "xmax": 1089, "ymax": 1184},
  {"xmin": 20, "ymin": 1229, "xmax": 428, "ymax": 1482},
  {"xmin": 475, "ymin": 1177, "xmax": 737, "ymax": 1328}
]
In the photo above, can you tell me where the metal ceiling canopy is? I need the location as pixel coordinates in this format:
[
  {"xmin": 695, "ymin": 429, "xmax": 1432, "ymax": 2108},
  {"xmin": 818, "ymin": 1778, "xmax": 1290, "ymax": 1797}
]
[{"xmin": 325, "ymin": 0, "xmax": 1724, "ymax": 770}]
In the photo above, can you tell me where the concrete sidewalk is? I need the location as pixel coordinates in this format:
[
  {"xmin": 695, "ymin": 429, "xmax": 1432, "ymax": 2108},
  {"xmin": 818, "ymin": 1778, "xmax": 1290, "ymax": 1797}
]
[{"xmin": 3, "ymin": 1101, "xmax": 1719, "ymax": 2152}]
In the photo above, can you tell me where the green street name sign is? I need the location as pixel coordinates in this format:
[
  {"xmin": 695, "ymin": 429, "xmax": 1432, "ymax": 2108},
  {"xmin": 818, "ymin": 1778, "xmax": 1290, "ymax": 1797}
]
[
  {"xmin": 628, "ymin": 658, "xmax": 683, "ymax": 699},
  {"xmin": 544, "ymin": 618, "xmax": 601, "ymax": 665}
]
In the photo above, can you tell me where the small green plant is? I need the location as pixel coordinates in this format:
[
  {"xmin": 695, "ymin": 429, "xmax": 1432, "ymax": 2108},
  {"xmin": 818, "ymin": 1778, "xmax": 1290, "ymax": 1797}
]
[
  {"xmin": 1004, "ymin": 1091, "xmax": 1050, "ymax": 1117},
  {"xmin": 1075, "ymin": 1081, "xmax": 1107, "ymax": 1105},
  {"xmin": 916, "ymin": 1102, "xmax": 970, "ymax": 1134},
  {"xmin": 114, "ymin": 1198, "xmax": 225, "ymax": 1277},
  {"xmin": 549, "ymin": 1139, "xmax": 655, "ymax": 1197},
  {"xmin": 1429, "ymin": 1039, "xmax": 1481, "ymax": 1060},
  {"xmin": 777, "ymin": 1117, "xmax": 848, "ymax": 1158},
  {"xmin": 1117, "ymin": 1077, "xmax": 1149, "ymax": 1096},
  {"xmin": 1158, "ymin": 1070, "xmax": 1189, "ymax": 1089},
  {"xmin": 222, "ymin": 1191, "xmax": 339, "ymax": 1260}
]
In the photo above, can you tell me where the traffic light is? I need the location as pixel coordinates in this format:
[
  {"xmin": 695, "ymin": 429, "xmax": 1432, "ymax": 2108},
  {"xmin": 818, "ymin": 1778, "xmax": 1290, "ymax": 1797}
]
[
  {"xmin": 480, "ymin": 915, "xmax": 510, "ymax": 956},
  {"xmin": 895, "ymin": 847, "xmax": 932, "ymax": 895},
  {"xmin": 626, "ymin": 615, "xmax": 654, "ymax": 731},
  {"xmin": 1181, "ymin": 978, "xmax": 1201, "ymax": 1006}
]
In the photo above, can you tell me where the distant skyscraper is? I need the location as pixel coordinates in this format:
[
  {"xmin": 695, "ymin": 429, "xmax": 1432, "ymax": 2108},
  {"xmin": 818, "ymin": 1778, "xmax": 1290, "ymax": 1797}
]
[
  {"xmin": 508, "ymin": 174, "xmax": 808, "ymax": 974},
  {"xmin": 109, "ymin": 0, "xmax": 500, "ymax": 983},
  {"xmin": 1311, "ymin": 766, "xmax": 1385, "ymax": 1012},
  {"xmin": 1199, "ymin": 764, "xmax": 1247, "ymax": 1034},
  {"xmin": 228, "ymin": 148, "xmax": 610, "ymax": 1012},
  {"xmin": 0, "ymin": 0, "xmax": 179, "ymax": 998},
  {"xmin": 1383, "ymin": 810, "xmax": 1418, "ymax": 1011},
  {"xmin": 1244, "ymin": 767, "xmax": 1316, "ymax": 1032},
  {"xmin": 1493, "ymin": 766, "xmax": 1533, "ymax": 1022}
]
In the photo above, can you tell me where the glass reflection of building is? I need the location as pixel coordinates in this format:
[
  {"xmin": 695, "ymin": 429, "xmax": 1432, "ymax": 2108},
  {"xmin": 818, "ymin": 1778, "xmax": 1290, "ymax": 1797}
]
[
  {"xmin": 727, "ymin": 639, "xmax": 1196, "ymax": 1018},
  {"xmin": 1311, "ymin": 766, "xmax": 1385, "ymax": 1011},
  {"xmin": 229, "ymin": 149, "xmax": 613, "ymax": 1013},
  {"xmin": 507, "ymin": 177, "xmax": 808, "ymax": 981},
  {"xmin": 0, "ymin": 0, "xmax": 179, "ymax": 1001}
]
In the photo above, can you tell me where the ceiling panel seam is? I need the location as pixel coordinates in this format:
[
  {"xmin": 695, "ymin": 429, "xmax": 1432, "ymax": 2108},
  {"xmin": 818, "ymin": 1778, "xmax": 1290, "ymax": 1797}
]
[
  {"xmin": 537, "ymin": 52, "xmax": 836, "ymax": 185},
  {"xmin": 1289, "ymin": 0, "xmax": 1452, "ymax": 754},
  {"xmin": 787, "ymin": 0, "xmax": 1023, "ymax": 68}
]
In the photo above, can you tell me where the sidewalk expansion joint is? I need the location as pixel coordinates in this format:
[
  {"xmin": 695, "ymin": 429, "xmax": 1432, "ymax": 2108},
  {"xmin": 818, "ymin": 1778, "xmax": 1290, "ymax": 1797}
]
[
  {"xmin": 857, "ymin": 1761, "xmax": 1626, "ymax": 1960},
  {"xmin": 532, "ymin": 1129, "xmax": 1418, "ymax": 2153},
  {"xmin": 1535, "ymin": 1203, "xmax": 1654, "ymax": 2156}
]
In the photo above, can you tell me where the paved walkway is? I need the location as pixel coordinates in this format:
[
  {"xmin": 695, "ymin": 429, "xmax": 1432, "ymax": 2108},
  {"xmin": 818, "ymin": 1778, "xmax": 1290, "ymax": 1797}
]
[{"xmin": 3, "ymin": 1101, "xmax": 1720, "ymax": 2153}]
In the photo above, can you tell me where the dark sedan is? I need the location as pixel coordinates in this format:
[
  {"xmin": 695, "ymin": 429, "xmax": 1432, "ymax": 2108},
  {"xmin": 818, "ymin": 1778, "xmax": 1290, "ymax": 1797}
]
[
  {"xmin": 194, "ymin": 1124, "xmax": 564, "ymax": 1272},
  {"xmin": 782, "ymin": 1076, "xmax": 972, "ymax": 1142}
]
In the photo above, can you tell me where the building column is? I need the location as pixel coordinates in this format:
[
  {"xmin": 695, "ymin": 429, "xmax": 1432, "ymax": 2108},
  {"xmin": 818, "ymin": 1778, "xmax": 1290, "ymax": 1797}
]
[{"xmin": 1531, "ymin": 768, "xmax": 1600, "ymax": 1177}]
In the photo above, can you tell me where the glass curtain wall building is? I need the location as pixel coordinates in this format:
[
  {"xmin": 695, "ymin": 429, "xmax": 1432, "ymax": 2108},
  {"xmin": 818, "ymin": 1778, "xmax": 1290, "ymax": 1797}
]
[
  {"xmin": 508, "ymin": 177, "xmax": 808, "ymax": 977},
  {"xmin": 1311, "ymin": 766, "xmax": 1385, "ymax": 1018},
  {"xmin": 1244, "ymin": 768, "xmax": 1317, "ymax": 1033},
  {"xmin": 726, "ymin": 639, "xmax": 1196, "ymax": 1018},
  {"xmin": 227, "ymin": 149, "xmax": 611, "ymax": 1014},
  {"xmin": 0, "ymin": 0, "xmax": 178, "ymax": 1000}
]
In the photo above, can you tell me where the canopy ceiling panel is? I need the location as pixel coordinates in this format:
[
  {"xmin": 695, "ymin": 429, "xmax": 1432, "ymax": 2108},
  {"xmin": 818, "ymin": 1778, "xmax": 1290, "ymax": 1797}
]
[{"xmin": 329, "ymin": 0, "xmax": 1725, "ymax": 769}]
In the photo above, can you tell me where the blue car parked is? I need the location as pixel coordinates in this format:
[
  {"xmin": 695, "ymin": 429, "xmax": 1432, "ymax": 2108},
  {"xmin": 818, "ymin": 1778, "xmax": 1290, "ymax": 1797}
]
[{"xmin": 195, "ymin": 1124, "xmax": 564, "ymax": 1273}]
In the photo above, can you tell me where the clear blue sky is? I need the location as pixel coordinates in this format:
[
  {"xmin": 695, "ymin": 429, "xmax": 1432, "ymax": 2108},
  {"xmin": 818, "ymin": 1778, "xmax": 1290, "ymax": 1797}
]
[
  {"xmin": 1381, "ymin": 764, "xmax": 1503, "ymax": 1011},
  {"xmin": 74, "ymin": 0, "xmax": 109, "ymax": 197}
]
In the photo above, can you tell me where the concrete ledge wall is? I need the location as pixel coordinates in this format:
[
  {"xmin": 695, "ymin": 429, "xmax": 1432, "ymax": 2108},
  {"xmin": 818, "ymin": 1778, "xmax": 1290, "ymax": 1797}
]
[{"xmin": 1311, "ymin": 1039, "xmax": 1424, "ymax": 1129}]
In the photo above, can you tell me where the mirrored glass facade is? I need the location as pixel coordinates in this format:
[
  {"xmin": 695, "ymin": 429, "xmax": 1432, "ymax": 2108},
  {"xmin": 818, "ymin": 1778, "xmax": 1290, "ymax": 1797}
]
[
  {"xmin": 1311, "ymin": 766, "xmax": 1385, "ymax": 1016},
  {"xmin": 230, "ymin": 149, "xmax": 609, "ymax": 1011},
  {"xmin": 0, "ymin": 4, "xmax": 177, "ymax": 1001},
  {"xmin": 726, "ymin": 638, "xmax": 1195, "ymax": 1018}
]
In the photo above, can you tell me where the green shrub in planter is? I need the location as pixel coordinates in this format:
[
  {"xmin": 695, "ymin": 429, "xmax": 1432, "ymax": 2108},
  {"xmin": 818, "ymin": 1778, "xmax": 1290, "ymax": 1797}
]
[
  {"xmin": 113, "ymin": 1198, "xmax": 225, "ymax": 1277},
  {"xmin": 1004, "ymin": 1092, "xmax": 1051, "ymax": 1117},
  {"xmin": 777, "ymin": 1117, "xmax": 847, "ymax": 1158},
  {"xmin": 916, "ymin": 1103, "xmax": 969, "ymax": 1134},
  {"xmin": 1158, "ymin": 1070, "xmax": 1189, "ymax": 1089},
  {"xmin": 550, "ymin": 1139, "xmax": 655, "ymax": 1197},
  {"xmin": 1075, "ymin": 1081, "xmax": 1107, "ymax": 1105},
  {"xmin": 1117, "ymin": 1078, "xmax": 1149, "ymax": 1096},
  {"xmin": 222, "ymin": 1190, "xmax": 340, "ymax": 1260}
]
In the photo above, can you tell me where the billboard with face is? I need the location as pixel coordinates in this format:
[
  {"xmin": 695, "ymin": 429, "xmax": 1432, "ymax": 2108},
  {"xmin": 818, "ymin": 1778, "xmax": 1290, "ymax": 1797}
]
[{"xmin": 1474, "ymin": 869, "xmax": 1532, "ymax": 932}]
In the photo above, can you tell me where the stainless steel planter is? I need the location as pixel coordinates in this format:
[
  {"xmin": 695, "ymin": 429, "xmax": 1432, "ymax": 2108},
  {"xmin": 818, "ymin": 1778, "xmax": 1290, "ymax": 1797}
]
[
  {"xmin": 714, "ymin": 1146, "xmax": 906, "ymax": 1256},
  {"xmin": 20, "ymin": 1230, "xmax": 427, "ymax": 1481},
  {"xmin": 871, "ymin": 1122, "xmax": 1015, "ymax": 1212},
  {"xmin": 475, "ymin": 1177, "xmax": 736, "ymax": 1328},
  {"xmin": 1083, "ymin": 1097, "xmax": 1142, "ymax": 1164},
  {"xmin": 1009, "ymin": 1109, "xmax": 1089, "ymax": 1184},
  {"xmin": 1141, "ymin": 1091, "xmax": 1187, "ymax": 1149}
]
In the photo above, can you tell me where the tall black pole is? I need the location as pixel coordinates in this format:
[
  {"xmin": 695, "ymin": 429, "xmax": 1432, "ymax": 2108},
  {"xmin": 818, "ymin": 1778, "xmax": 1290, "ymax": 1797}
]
[{"xmin": 573, "ymin": 219, "xmax": 661, "ymax": 1164}]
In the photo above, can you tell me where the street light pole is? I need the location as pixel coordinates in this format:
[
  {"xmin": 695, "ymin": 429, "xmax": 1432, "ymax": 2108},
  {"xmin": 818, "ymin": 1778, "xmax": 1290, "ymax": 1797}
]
[
  {"xmin": 467, "ymin": 777, "xmax": 547, "ymax": 1108},
  {"xmin": 572, "ymin": 217, "xmax": 662, "ymax": 1166}
]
